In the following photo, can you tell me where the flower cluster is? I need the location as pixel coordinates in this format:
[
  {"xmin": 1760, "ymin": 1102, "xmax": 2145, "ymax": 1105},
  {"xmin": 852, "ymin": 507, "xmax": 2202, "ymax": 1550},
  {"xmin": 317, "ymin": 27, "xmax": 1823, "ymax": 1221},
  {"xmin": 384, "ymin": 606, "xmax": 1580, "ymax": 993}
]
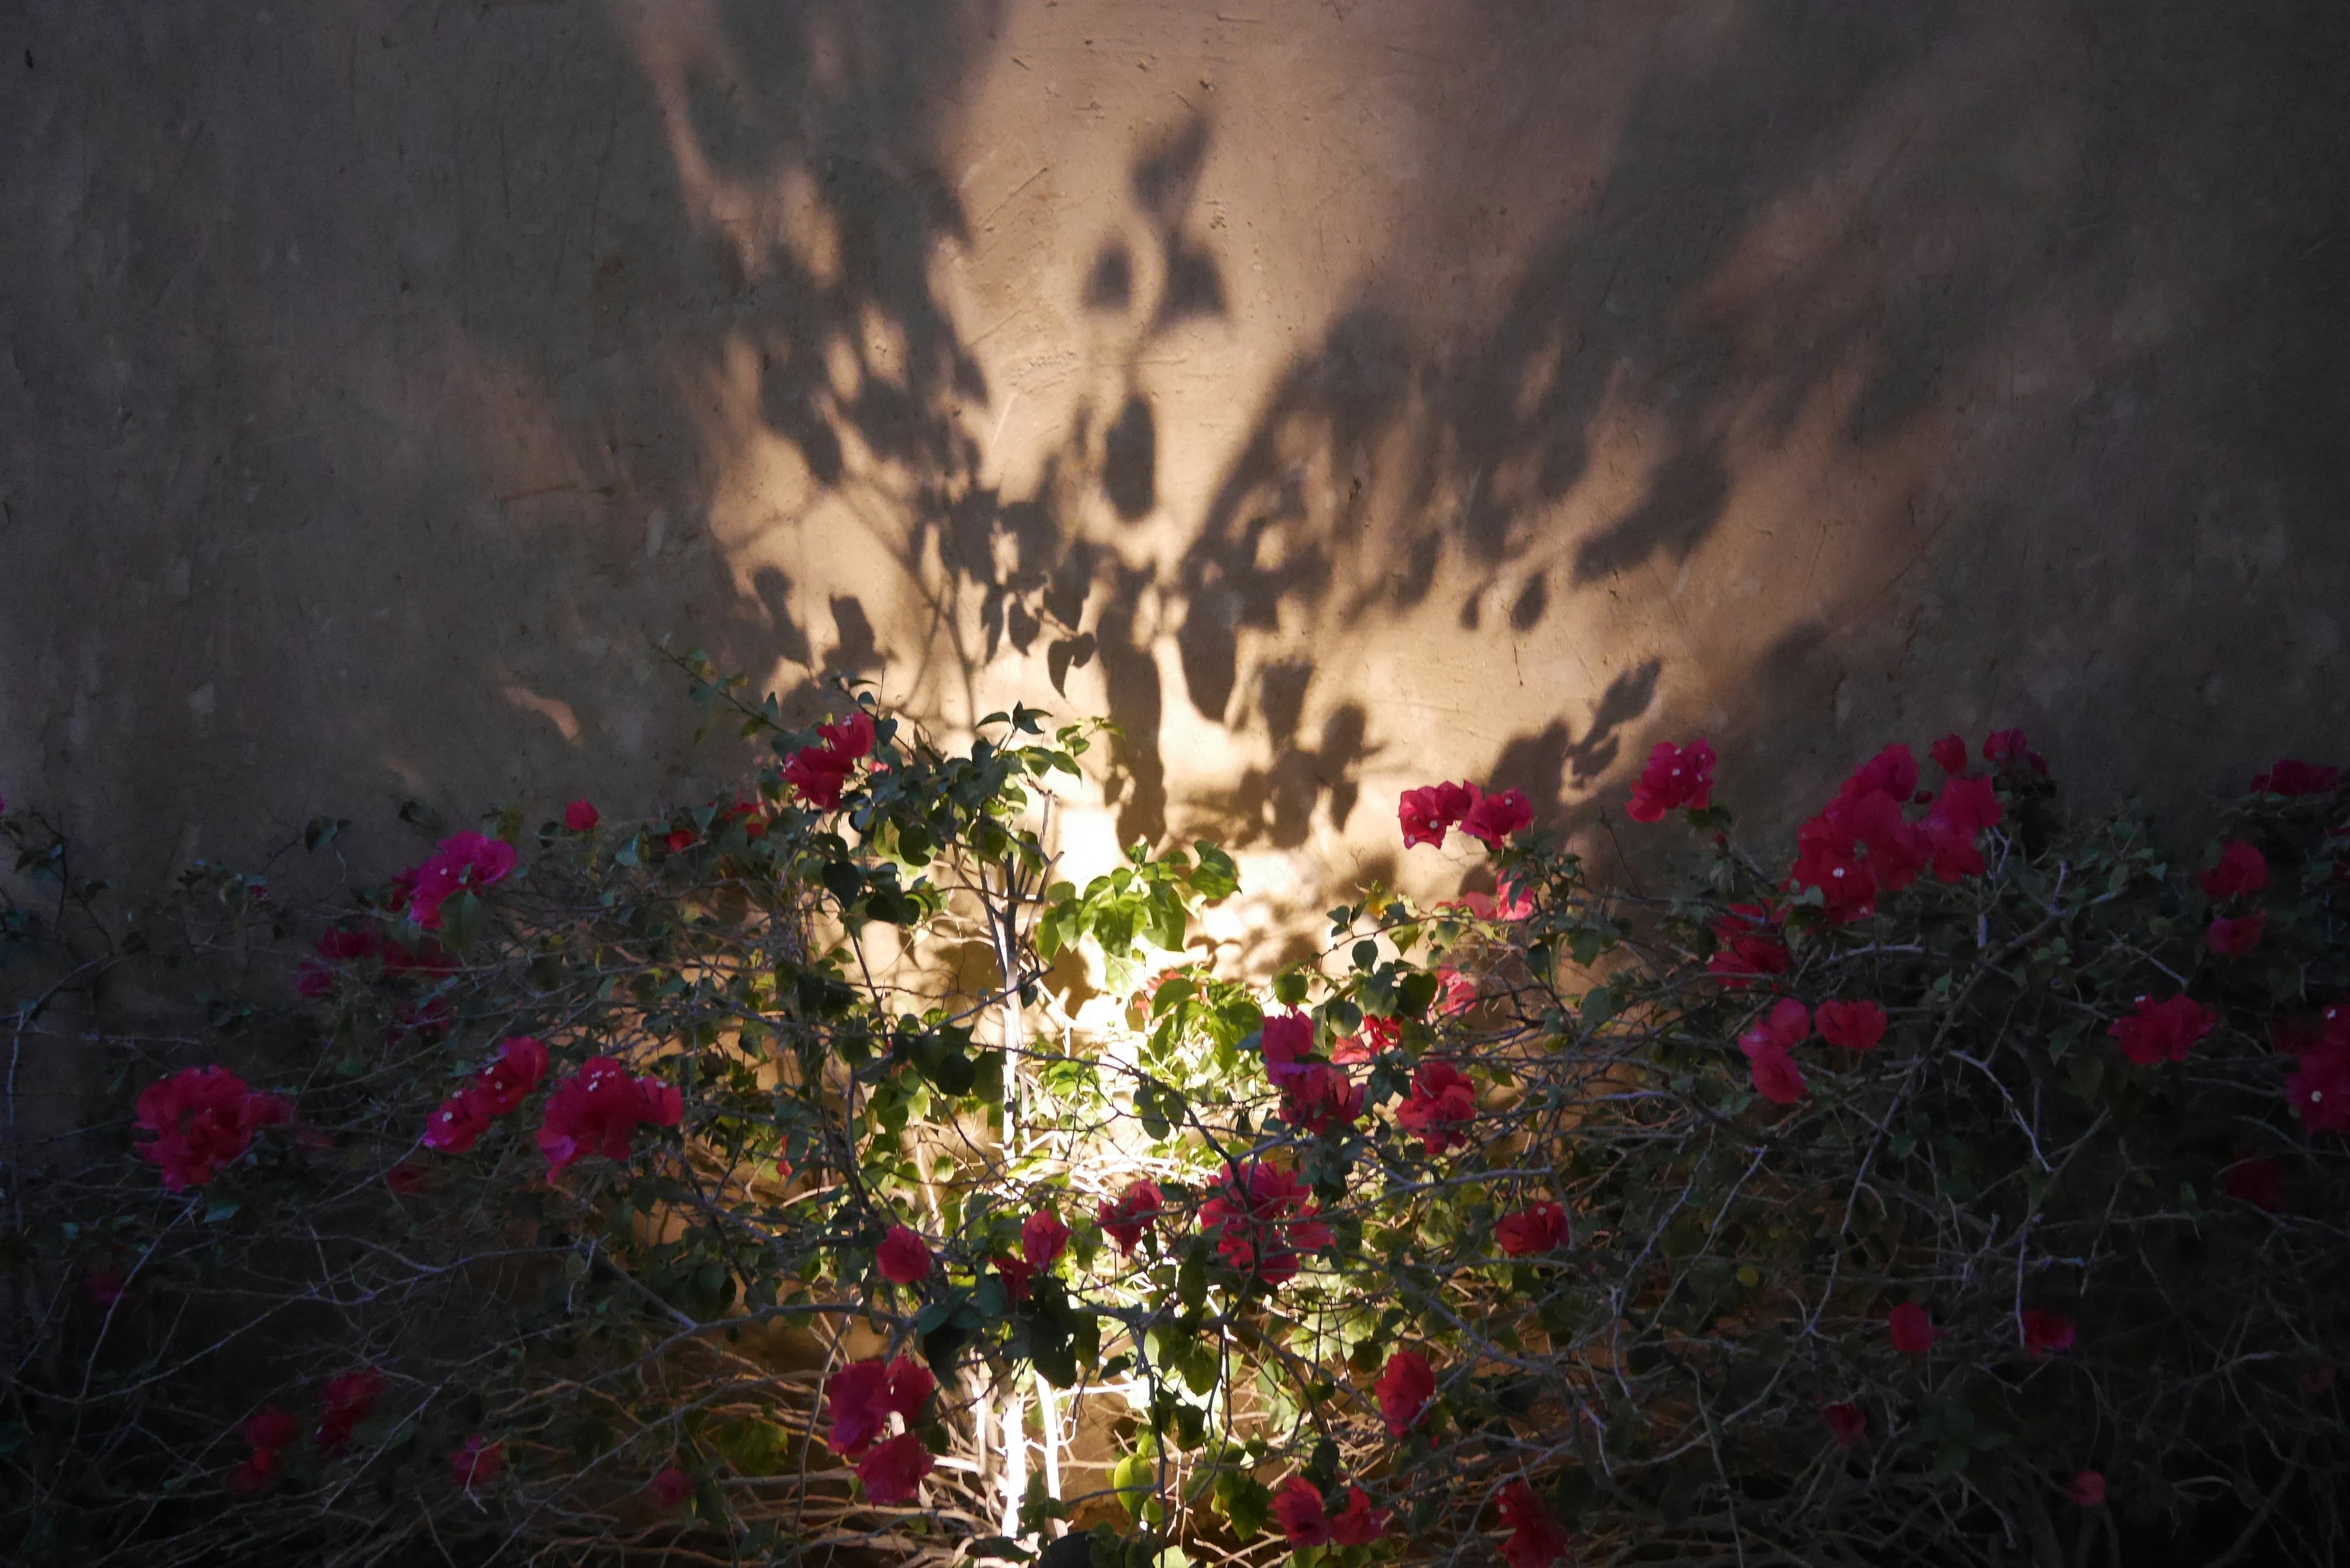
[
  {"xmin": 421, "ymin": 1036, "xmax": 550, "ymax": 1154},
  {"xmin": 1625, "ymin": 737, "xmax": 1715, "ymax": 822},
  {"xmin": 537, "ymin": 1056, "xmax": 683, "ymax": 1174},
  {"xmin": 994, "ymin": 1208, "xmax": 1071, "ymax": 1302},
  {"xmin": 783, "ymin": 710, "xmax": 876, "ymax": 810},
  {"xmin": 2285, "ymin": 1004, "xmax": 2350, "ymax": 1133},
  {"xmin": 1273, "ymin": 1477, "xmax": 1390, "ymax": 1547},
  {"xmin": 1785, "ymin": 739, "xmax": 2002, "ymax": 922},
  {"xmin": 227, "ymin": 1406, "xmax": 298, "ymax": 1493},
  {"xmin": 1258, "ymin": 1010, "xmax": 1364, "ymax": 1133},
  {"xmin": 1398, "ymin": 778, "xmax": 1533, "ymax": 851},
  {"xmin": 822, "ymin": 1357, "xmax": 937, "ymax": 1504},
  {"xmin": 1097, "ymin": 1179, "xmax": 1164, "ymax": 1255},
  {"xmin": 400, "ymin": 831, "xmax": 518, "ymax": 929},
  {"xmin": 1198, "ymin": 1160, "xmax": 1334, "ymax": 1286},
  {"xmin": 135, "ymin": 1067, "xmax": 291, "ymax": 1191}
]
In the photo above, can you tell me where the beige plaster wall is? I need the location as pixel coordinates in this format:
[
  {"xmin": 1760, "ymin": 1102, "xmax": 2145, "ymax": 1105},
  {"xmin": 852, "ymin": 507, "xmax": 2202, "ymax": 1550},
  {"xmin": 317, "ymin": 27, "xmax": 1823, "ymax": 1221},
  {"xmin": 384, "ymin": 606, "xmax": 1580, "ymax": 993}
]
[{"xmin": 5, "ymin": 1, "xmax": 2346, "ymax": 933}]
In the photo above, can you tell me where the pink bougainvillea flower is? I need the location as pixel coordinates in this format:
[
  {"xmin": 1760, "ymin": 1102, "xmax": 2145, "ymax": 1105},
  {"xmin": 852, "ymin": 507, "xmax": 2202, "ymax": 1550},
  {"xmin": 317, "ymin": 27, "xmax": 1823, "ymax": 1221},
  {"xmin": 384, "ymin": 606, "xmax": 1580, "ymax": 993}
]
[
  {"xmin": 1744, "ymin": 1042, "xmax": 1808, "ymax": 1105},
  {"xmin": 1741, "ymin": 998, "xmax": 1811, "ymax": 1053},
  {"xmin": 2068, "ymin": 1469, "xmax": 2106, "ymax": 1507},
  {"xmin": 1258, "ymin": 1010, "xmax": 1318, "ymax": 1092},
  {"xmin": 857, "ymin": 1432, "xmax": 935, "ymax": 1505},
  {"xmin": 243, "ymin": 1406, "xmax": 299, "ymax": 1455},
  {"xmin": 1336, "ymin": 1013, "xmax": 1401, "ymax": 1064},
  {"xmin": 2219, "ymin": 1155, "xmax": 2284, "ymax": 1211},
  {"xmin": 783, "ymin": 747, "xmax": 856, "ymax": 810},
  {"xmin": 1273, "ymin": 1476, "xmax": 1332, "ymax": 1547},
  {"xmin": 2110, "ymin": 995, "xmax": 2216, "ymax": 1066},
  {"xmin": 1845, "ymin": 743, "xmax": 1920, "ymax": 803},
  {"xmin": 2251, "ymin": 759, "xmax": 2340, "ymax": 796},
  {"xmin": 823, "ymin": 1357, "xmax": 936, "ymax": 1458},
  {"xmin": 876, "ymin": 1224, "xmax": 933, "ymax": 1285},
  {"xmin": 422, "ymin": 1089, "xmax": 497, "ymax": 1155},
  {"xmin": 1496, "ymin": 1201, "xmax": 1569, "ymax": 1257},
  {"xmin": 1822, "ymin": 1402, "xmax": 1867, "ymax": 1449},
  {"xmin": 1375, "ymin": 1350, "xmax": 1436, "ymax": 1435},
  {"xmin": 2021, "ymin": 1309, "xmax": 2076, "ymax": 1356},
  {"xmin": 1496, "ymin": 1480, "xmax": 1572, "ymax": 1568},
  {"xmin": 537, "ymin": 1057, "xmax": 682, "ymax": 1173},
  {"xmin": 1434, "ymin": 967, "xmax": 1481, "ymax": 1018},
  {"xmin": 1708, "ymin": 904, "xmax": 1790, "ymax": 988},
  {"xmin": 1283, "ymin": 1061, "xmax": 1366, "ymax": 1135},
  {"xmin": 1098, "ymin": 1179, "xmax": 1164, "ymax": 1255},
  {"xmin": 1399, "ymin": 780, "xmax": 1478, "ymax": 849},
  {"xmin": 564, "ymin": 799, "xmax": 600, "ymax": 832},
  {"xmin": 135, "ymin": 1067, "xmax": 292, "ymax": 1191},
  {"xmin": 447, "ymin": 1435, "xmax": 505, "ymax": 1492},
  {"xmin": 226, "ymin": 1446, "xmax": 282, "ymax": 1493},
  {"xmin": 1929, "ymin": 734, "xmax": 1969, "ymax": 775},
  {"xmin": 2284, "ymin": 1021, "xmax": 2350, "ymax": 1133},
  {"xmin": 2199, "ymin": 840, "xmax": 2270, "ymax": 900},
  {"xmin": 818, "ymin": 709, "xmax": 876, "ymax": 761},
  {"xmin": 471, "ymin": 1036, "xmax": 550, "ymax": 1116},
  {"xmin": 663, "ymin": 826, "xmax": 698, "ymax": 854},
  {"xmin": 316, "ymin": 1367, "xmax": 388, "ymax": 1451},
  {"xmin": 1789, "ymin": 829, "xmax": 1878, "ymax": 924},
  {"xmin": 1983, "ymin": 728, "xmax": 2048, "ymax": 774},
  {"xmin": 1461, "ymin": 786, "xmax": 1534, "ymax": 848},
  {"xmin": 649, "ymin": 1466, "xmax": 692, "ymax": 1510},
  {"xmin": 1451, "ymin": 871, "xmax": 1539, "ymax": 922},
  {"xmin": 1021, "ymin": 1209, "xmax": 1070, "ymax": 1269},
  {"xmin": 405, "ymin": 831, "xmax": 517, "ymax": 929},
  {"xmin": 1395, "ymin": 1059, "xmax": 1479, "ymax": 1154},
  {"xmin": 1923, "ymin": 775, "xmax": 2003, "ymax": 880},
  {"xmin": 1813, "ymin": 998, "xmax": 1886, "ymax": 1052},
  {"xmin": 2207, "ymin": 911, "xmax": 2267, "ymax": 957},
  {"xmin": 1888, "ymin": 1302, "xmax": 1942, "ymax": 1355},
  {"xmin": 993, "ymin": 1253, "xmax": 1035, "ymax": 1303},
  {"xmin": 1199, "ymin": 1161, "xmax": 1333, "ymax": 1285},
  {"xmin": 1329, "ymin": 1485, "xmax": 1392, "ymax": 1545},
  {"xmin": 1626, "ymin": 738, "xmax": 1716, "ymax": 823}
]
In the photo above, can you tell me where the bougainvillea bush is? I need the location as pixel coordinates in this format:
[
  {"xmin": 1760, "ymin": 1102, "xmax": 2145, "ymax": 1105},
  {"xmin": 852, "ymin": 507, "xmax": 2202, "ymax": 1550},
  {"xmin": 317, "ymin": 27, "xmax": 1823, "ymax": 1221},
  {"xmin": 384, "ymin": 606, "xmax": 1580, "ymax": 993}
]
[{"xmin": 4, "ymin": 665, "xmax": 2348, "ymax": 1567}]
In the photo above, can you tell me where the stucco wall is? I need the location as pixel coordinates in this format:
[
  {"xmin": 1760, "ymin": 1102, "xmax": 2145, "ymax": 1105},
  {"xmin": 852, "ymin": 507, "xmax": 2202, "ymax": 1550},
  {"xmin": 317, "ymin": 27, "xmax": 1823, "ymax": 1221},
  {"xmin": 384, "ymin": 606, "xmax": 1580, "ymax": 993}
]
[{"xmin": 5, "ymin": 1, "xmax": 2346, "ymax": 926}]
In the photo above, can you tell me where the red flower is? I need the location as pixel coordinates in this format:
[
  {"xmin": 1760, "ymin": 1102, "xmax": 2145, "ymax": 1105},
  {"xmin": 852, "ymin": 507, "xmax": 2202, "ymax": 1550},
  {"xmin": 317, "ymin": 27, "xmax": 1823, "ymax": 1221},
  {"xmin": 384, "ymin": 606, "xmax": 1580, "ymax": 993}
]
[
  {"xmin": 1816, "ymin": 999, "xmax": 1888, "ymax": 1051},
  {"xmin": 2068, "ymin": 1469, "xmax": 2106, "ymax": 1507},
  {"xmin": 1742, "ymin": 998, "xmax": 1810, "ymax": 1052},
  {"xmin": 784, "ymin": 712, "xmax": 876, "ymax": 810},
  {"xmin": 857, "ymin": 1432, "xmax": 935, "ymax": 1505},
  {"xmin": 422, "ymin": 1089, "xmax": 497, "ymax": 1154},
  {"xmin": 1435, "ymin": 967, "xmax": 1481, "ymax": 1018},
  {"xmin": 1496, "ymin": 1201, "xmax": 1568, "ymax": 1257},
  {"xmin": 2021, "ymin": 1309, "xmax": 2076, "ymax": 1356},
  {"xmin": 1273, "ymin": 1476, "xmax": 1332, "ymax": 1547},
  {"xmin": 1375, "ymin": 1350, "xmax": 1436, "ymax": 1435},
  {"xmin": 448, "ymin": 1435, "xmax": 504, "ymax": 1492},
  {"xmin": 537, "ymin": 1057, "xmax": 682, "ymax": 1173},
  {"xmin": 1708, "ymin": 904, "xmax": 1790, "ymax": 988},
  {"xmin": 1744, "ymin": 1042, "xmax": 1808, "ymax": 1105},
  {"xmin": 1021, "ymin": 1209, "xmax": 1070, "ymax": 1269},
  {"xmin": 1924, "ymin": 775, "xmax": 2003, "ymax": 879},
  {"xmin": 1336, "ymin": 1014, "xmax": 1401, "ymax": 1063},
  {"xmin": 1983, "ymin": 729, "xmax": 2048, "ymax": 774},
  {"xmin": 1400, "ymin": 780, "xmax": 1477, "ymax": 849},
  {"xmin": 1330, "ymin": 1485, "xmax": 1390, "ymax": 1544},
  {"xmin": 227, "ymin": 1447, "xmax": 282, "ymax": 1493},
  {"xmin": 993, "ymin": 1253, "xmax": 1035, "ymax": 1303},
  {"xmin": 1789, "ymin": 830, "xmax": 1878, "ymax": 924},
  {"xmin": 2251, "ymin": 759, "xmax": 2340, "ymax": 796},
  {"xmin": 2219, "ymin": 1155, "xmax": 2284, "ymax": 1211},
  {"xmin": 405, "ymin": 832, "xmax": 517, "ymax": 929},
  {"xmin": 876, "ymin": 1224, "xmax": 933, "ymax": 1285},
  {"xmin": 2207, "ymin": 911, "xmax": 2266, "ymax": 956},
  {"xmin": 317, "ymin": 1368, "xmax": 387, "ymax": 1451},
  {"xmin": 824, "ymin": 1356, "xmax": 936, "ymax": 1458},
  {"xmin": 663, "ymin": 826, "xmax": 698, "ymax": 854},
  {"xmin": 819, "ymin": 710, "xmax": 876, "ymax": 760},
  {"xmin": 1260, "ymin": 1012, "xmax": 1363, "ymax": 1133},
  {"xmin": 2109, "ymin": 995, "xmax": 2216, "ymax": 1066},
  {"xmin": 1822, "ymin": 1402, "xmax": 1867, "ymax": 1448},
  {"xmin": 1395, "ymin": 1059, "xmax": 1479, "ymax": 1153},
  {"xmin": 1199, "ymin": 1162, "xmax": 1333, "ymax": 1285},
  {"xmin": 2284, "ymin": 1019, "xmax": 2350, "ymax": 1132},
  {"xmin": 564, "ymin": 799, "xmax": 601, "ymax": 832},
  {"xmin": 2199, "ymin": 840, "xmax": 2270, "ymax": 900},
  {"xmin": 1496, "ymin": 1481, "xmax": 1572, "ymax": 1568},
  {"xmin": 243, "ymin": 1406, "xmax": 299, "ymax": 1454},
  {"xmin": 1098, "ymin": 1180, "xmax": 1164, "ymax": 1255},
  {"xmin": 135, "ymin": 1067, "xmax": 292, "ymax": 1191},
  {"xmin": 1626, "ymin": 739, "xmax": 1716, "ymax": 823},
  {"xmin": 649, "ymin": 1466, "xmax": 692, "ymax": 1510},
  {"xmin": 1462, "ymin": 787, "xmax": 1534, "ymax": 848},
  {"xmin": 1929, "ymin": 734, "xmax": 1969, "ymax": 775},
  {"xmin": 472, "ymin": 1036, "xmax": 549, "ymax": 1116},
  {"xmin": 1888, "ymin": 1302, "xmax": 1942, "ymax": 1354},
  {"xmin": 1846, "ymin": 743, "xmax": 1920, "ymax": 802}
]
